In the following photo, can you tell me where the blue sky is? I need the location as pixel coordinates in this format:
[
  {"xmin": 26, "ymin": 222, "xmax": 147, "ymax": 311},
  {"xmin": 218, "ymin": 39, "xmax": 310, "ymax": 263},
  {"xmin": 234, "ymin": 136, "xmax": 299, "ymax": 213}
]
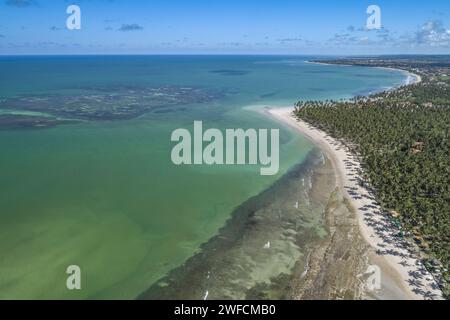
[{"xmin": 0, "ymin": 0, "xmax": 449, "ymax": 54}]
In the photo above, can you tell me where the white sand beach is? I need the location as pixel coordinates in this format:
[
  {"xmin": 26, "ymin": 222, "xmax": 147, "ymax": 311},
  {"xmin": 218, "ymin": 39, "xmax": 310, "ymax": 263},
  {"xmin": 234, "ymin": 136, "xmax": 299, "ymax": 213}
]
[
  {"xmin": 305, "ymin": 60, "xmax": 423, "ymax": 87},
  {"xmin": 264, "ymin": 106, "xmax": 443, "ymax": 300},
  {"xmin": 374, "ymin": 67, "xmax": 423, "ymax": 86}
]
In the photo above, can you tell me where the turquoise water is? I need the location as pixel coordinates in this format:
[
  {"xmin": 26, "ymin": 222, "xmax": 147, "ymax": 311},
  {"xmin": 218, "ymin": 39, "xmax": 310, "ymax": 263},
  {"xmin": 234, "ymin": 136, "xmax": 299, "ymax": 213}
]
[{"xmin": 0, "ymin": 56, "xmax": 405, "ymax": 299}]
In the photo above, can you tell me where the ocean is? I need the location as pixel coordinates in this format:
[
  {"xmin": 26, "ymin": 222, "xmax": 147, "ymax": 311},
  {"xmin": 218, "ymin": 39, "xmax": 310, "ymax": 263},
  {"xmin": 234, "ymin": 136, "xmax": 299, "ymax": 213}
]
[{"xmin": 0, "ymin": 55, "xmax": 406, "ymax": 299}]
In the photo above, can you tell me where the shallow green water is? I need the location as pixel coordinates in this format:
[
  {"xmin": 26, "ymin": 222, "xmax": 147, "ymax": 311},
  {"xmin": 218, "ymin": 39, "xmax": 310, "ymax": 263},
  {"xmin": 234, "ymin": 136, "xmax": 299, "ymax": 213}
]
[{"xmin": 0, "ymin": 56, "xmax": 405, "ymax": 299}]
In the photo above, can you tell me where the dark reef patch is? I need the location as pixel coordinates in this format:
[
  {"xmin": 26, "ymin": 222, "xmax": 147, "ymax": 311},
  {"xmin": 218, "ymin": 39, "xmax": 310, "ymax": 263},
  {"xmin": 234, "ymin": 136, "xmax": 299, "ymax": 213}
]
[
  {"xmin": 0, "ymin": 114, "xmax": 78, "ymax": 130},
  {"xmin": 304, "ymin": 70, "xmax": 338, "ymax": 74},
  {"xmin": 260, "ymin": 90, "xmax": 282, "ymax": 99},
  {"xmin": 210, "ymin": 69, "xmax": 250, "ymax": 76},
  {"xmin": 138, "ymin": 150, "xmax": 331, "ymax": 300},
  {"xmin": 308, "ymin": 88, "xmax": 326, "ymax": 92},
  {"xmin": 0, "ymin": 85, "xmax": 221, "ymax": 129}
]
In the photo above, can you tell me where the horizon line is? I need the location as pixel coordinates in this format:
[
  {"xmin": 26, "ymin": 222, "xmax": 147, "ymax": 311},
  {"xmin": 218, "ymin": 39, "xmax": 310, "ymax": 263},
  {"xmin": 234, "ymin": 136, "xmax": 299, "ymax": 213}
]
[{"xmin": 1, "ymin": 53, "xmax": 450, "ymax": 57}]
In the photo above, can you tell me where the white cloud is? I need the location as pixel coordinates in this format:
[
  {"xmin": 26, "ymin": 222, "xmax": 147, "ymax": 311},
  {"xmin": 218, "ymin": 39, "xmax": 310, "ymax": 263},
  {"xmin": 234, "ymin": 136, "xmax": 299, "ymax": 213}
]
[{"xmin": 413, "ymin": 20, "xmax": 450, "ymax": 47}]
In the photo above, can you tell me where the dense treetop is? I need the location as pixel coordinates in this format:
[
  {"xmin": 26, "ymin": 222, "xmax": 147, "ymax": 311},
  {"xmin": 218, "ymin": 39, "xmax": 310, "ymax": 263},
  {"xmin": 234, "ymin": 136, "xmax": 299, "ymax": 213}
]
[{"xmin": 295, "ymin": 57, "xmax": 450, "ymax": 298}]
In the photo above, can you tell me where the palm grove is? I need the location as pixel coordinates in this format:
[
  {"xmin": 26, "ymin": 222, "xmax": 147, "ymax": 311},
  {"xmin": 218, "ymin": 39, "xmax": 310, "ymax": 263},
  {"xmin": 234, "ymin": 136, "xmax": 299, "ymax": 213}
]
[{"xmin": 294, "ymin": 57, "xmax": 450, "ymax": 297}]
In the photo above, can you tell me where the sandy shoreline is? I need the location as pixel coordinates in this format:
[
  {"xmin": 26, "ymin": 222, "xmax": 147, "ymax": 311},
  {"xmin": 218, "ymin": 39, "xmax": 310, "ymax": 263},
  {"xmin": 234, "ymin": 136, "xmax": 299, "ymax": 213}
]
[
  {"xmin": 263, "ymin": 106, "xmax": 443, "ymax": 300},
  {"xmin": 305, "ymin": 60, "xmax": 423, "ymax": 87},
  {"xmin": 375, "ymin": 66, "xmax": 422, "ymax": 86}
]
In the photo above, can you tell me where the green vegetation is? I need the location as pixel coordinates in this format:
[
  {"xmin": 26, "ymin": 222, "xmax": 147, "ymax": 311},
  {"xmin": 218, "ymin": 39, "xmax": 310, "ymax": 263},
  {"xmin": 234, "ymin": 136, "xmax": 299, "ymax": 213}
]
[{"xmin": 295, "ymin": 57, "xmax": 450, "ymax": 297}]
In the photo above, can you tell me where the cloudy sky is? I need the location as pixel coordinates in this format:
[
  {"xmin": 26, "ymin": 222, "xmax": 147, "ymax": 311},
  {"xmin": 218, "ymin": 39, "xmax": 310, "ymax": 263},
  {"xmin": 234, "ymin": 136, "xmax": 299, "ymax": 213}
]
[{"xmin": 0, "ymin": 0, "xmax": 449, "ymax": 54}]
